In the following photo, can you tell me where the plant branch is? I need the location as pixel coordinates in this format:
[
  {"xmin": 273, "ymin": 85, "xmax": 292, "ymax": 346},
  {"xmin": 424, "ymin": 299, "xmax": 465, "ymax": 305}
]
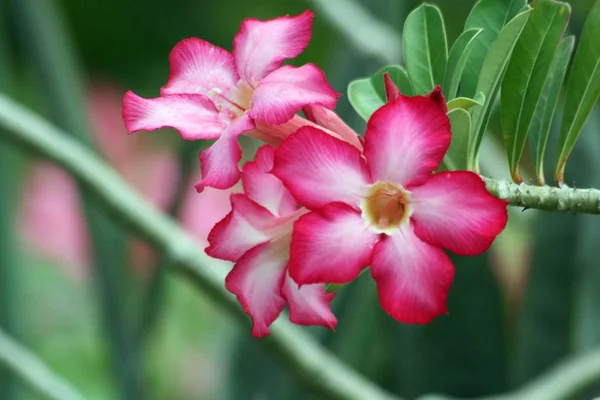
[
  {"xmin": 4, "ymin": 94, "xmax": 600, "ymax": 399},
  {"xmin": 483, "ymin": 177, "xmax": 600, "ymax": 214},
  {"xmin": 0, "ymin": 329, "xmax": 85, "ymax": 400},
  {"xmin": 308, "ymin": 0, "xmax": 402, "ymax": 64},
  {"xmin": 0, "ymin": 96, "xmax": 398, "ymax": 400}
]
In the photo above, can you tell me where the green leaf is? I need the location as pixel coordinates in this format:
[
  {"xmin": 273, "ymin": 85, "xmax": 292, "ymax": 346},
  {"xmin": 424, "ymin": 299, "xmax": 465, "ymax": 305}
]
[
  {"xmin": 462, "ymin": 0, "xmax": 527, "ymax": 98},
  {"xmin": 468, "ymin": 8, "xmax": 532, "ymax": 171},
  {"xmin": 443, "ymin": 28, "xmax": 483, "ymax": 100},
  {"xmin": 403, "ymin": 4, "xmax": 448, "ymax": 95},
  {"xmin": 447, "ymin": 93, "xmax": 485, "ymax": 112},
  {"xmin": 370, "ymin": 65, "xmax": 414, "ymax": 101},
  {"xmin": 502, "ymin": 0, "xmax": 571, "ymax": 183},
  {"xmin": 348, "ymin": 78, "xmax": 384, "ymax": 121},
  {"xmin": 555, "ymin": 0, "xmax": 600, "ymax": 184},
  {"xmin": 529, "ymin": 36, "xmax": 575, "ymax": 185},
  {"xmin": 443, "ymin": 108, "xmax": 472, "ymax": 171}
]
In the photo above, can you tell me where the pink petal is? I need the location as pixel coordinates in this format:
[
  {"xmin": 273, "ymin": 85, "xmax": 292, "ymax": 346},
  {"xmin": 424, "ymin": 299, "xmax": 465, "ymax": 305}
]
[
  {"xmin": 282, "ymin": 273, "xmax": 337, "ymax": 330},
  {"xmin": 233, "ymin": 10, "xmax": 314, "ymax": 87},
  {"xmin": 427, "ymin": 86, "xmax": 448, "ymax": 113},
  {"xmin": 363, "ymin": 91, "xmax": 451, "ymax": 188},
  {"xmin": 370, "ymin": 224, "xmax": 455, "ymax": 324},
  {"xmin": 205, "ymin": 194, "xmax": 273, "ymax": 262},
  {"xmin": 195, "ymin": 114, "xmax": 255, "ymax": 191},
  {"xmin": 225, "ymin": 242, "xmax": 288, "ymax": 338},
  {"xmin": 122, "ymin": 91, "xmax": 224, "ymax": 140},
  {"xmin": 410, "ymin": 171, "xmax": 508, "ymax": 256},
  {"xmin": 161, "ymin": 38, "xmax": 239, "ymax": 96},
  {"xmin": 272, "ymin": 126, "xmax": 370, "ymax": 209},
  {"xmin": 383, "ymin": 72, "xmax": 400, "ymax": 102},
  {"xmin": 241, "ymin": 145, "xmax": 297, "ymax": 216},
  {"xmin": 250, "ymin": 64, "xmax": 339, "ymax": 125},
  {"xmin": 302, "ymin": 105, "xmax": 363, "ymax": 150},
  {"xmin": 288, "ymin": 203, "xmax": 379, "ymax": 284}
]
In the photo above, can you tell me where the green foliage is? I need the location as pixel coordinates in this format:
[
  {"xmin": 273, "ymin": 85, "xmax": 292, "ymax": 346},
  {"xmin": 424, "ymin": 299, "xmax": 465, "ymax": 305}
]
[
  {"xmin": 444, "ymin": 108, "xmax": 472, "ymax": 171},
  {"xmin": 501, "ymin": 0, "xmax": 571, "ymax": 183},
  {"xmin": 443, "ymin": 28, "xmax": 483, "ymax": 100},
  {"xmin": 462, "ymin": 0, "xmax": 527, "ymax": 98},
  {"xmin": 529, "ymin": 36, "xmax": 575, "ymax": 185},
  {"xmin": 446, "ymin": 93, "xmax": 485, "ymax": 112},
  {"xmin": 555, "ymin": 0, "xmax": 600, "ymax": 184},
  {"xmin": 403, "ymin": 4, "xmax": 448, "ymax": 95},
  {"xmin": 468, "ymin": 8, "xmax": 531, "ymax": 171},
  {"xmin": 370, "ymin": 65, "xmax": 414, "ymax": 100}
]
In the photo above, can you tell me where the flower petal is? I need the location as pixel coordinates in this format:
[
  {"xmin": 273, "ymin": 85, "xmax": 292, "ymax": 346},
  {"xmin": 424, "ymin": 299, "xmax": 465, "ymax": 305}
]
[
  {"xmin": 282, "ymin": 273, "xmax": 337, "ymax": 330},
  {"xmin": 370, "ymin": 224, "xmax": 455, "ymax": 324},
  {"xmin": 410, "ymin": 171, "xmax": 508, "ymax": 256},
  {"xmin": 427, "ymin": 86, "xmax": 448, "ymax": 113},
  {"xmin": 122, "ymin": 91, "xmax": 223, "ymax": 140},
  {"xmin": 383, "ymin": 72, "xmax": 400, "ymax": 102},
  {"xmin": 272, "ymin": 126, "xmax": 370, "ymax": 209},
  {"xmin": 250, "ymin": 64, "xmax": 339, "ymax": 125},
  {"xmin": 302, "ymin": 105, "xmax": 363, "ymax": 150},
  {"xmin": 225, "ymin": 242, "xmax": 287, "ymax": 338},
  {"xmin": 363, "ymin": 91, "xmax": 451, "ymax": 187},
  {"xmin": 241, "ymin": 145, "xmax": 297, "ymax": 216},
  {"xmin": 195, "ymin": 114, "xmax": 255, "ymax": 191},
  {"xmin": 288, "ymin": 203, "xmax": 379, "ymax": 284},
  {"xmin": 233, "ymin": 10, "xmax": 314, "ymax": 86},
  {"xmin": 161, "ymin": 38, "xmax": 239, "ymax": 96},
  {"xmin": 205, "ymin": 194, "xmax": 273, "ymax": 262}
]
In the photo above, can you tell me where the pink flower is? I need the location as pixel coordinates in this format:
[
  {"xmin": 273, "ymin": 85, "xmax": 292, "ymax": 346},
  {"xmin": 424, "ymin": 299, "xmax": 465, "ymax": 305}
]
[
  {"xmin": 123, "ymin": 11, "xmax": 342, "ymax": 192},
  {"xmin": 271, "ymin": 88, "xmax": 508, "ymax": 324},
  {"xmin": 206, "ymin": 146, "xmax": 336, "ymax": 337}
]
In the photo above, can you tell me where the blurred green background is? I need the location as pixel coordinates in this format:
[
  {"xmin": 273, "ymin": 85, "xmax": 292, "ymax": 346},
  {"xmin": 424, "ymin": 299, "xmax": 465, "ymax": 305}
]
[{"xmin": 1, "ymin": 0, "xmax": 600, "ymax": 399}]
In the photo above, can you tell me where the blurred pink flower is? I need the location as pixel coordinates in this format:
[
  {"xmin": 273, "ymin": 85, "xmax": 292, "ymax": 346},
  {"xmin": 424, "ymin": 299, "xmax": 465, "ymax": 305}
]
[{"xmin": 19, "ymin": 82, "xmax": 234, "ymax": 278}]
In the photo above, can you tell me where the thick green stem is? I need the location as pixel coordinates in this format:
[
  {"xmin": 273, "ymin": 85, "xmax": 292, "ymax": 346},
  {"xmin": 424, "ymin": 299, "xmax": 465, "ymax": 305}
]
[
  {"xmin": 0, "ymin": 329, "xmax": 85, "ymax": 400},
  {"xmin": 482, "ymin": 177, "xmax": 600, "ymax": 214},
  {"xmin": 5, "ymin": 94, "xmax": 600, "ymax": 399}
]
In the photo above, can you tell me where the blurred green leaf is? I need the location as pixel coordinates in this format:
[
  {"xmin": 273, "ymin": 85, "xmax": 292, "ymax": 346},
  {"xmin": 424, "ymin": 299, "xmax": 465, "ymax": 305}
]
[
  {"xmin": 370, "ymin": 65, "xmax": 414, "ymax": 101},
  {"xmin": 403, "ymin": 4, "xmax": 448, "ymax": 95},
  {"xmin": 444, "ymin": 108, "xmax": 472, "ymax": 170},
  {"xmin": 501, "ymin": 0, "xmax": 570, "ymax": 183},
  {"xmin": 468, "ymin": 8, "xmax": 531, "ymax": 171},
  {"xmin": 348, "ymin": 78, "xmax": 384, "ymax": 121},
  {"xmin": 529, "ymin": 36, "xmax": 575, "ymax": 185},
  {"xmin": 443, "ymin": 28, "xmax": 483, "ymax": 100},
  {"xmin": 462, "ymin": 0, "xmax": 527, "ymax": 98},
  {"xmin": 555, "ymin": 0, "xmax": 600, "ymax": 184},
  {"xmin": 447, "ymin": 93, "xmax": 485, "ymax": 112}
]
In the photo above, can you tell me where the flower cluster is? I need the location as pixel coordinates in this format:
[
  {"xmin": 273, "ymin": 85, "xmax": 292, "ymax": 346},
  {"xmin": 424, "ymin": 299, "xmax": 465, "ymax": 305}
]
[{"xmin": 123, "ymin": 11, "xmax": 509, "ymax": 337}]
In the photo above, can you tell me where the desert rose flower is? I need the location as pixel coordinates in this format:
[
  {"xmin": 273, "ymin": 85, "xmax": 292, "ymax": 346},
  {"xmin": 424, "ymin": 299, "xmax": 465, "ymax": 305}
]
[
  {"xmin": 206, "ymin": 146, "xmax": 336, "ymax": 337},
  {"xmin": 272, "ymin": 88, "xmax": 508, "ymax": 324},
  {"xmin": 123, "ymin": 11, "xmax": 352, "ymax": 192}
]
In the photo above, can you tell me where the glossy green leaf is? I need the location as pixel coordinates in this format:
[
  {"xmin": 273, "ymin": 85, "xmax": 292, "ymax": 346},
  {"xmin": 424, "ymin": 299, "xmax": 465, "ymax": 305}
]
[
  {"xmin": 502, "ymin": 0, "xmax": 570, "ymax": 183},
  {"xmin": 443, "ymin": 28, "xmax": 483, "ymax": 100},
  {"xmin": 403, "ymin": 4, "xmax": 448, "ymax": 95},
  {"xmin": 529, "ymin": 36, "xmax": 575, "ymax": 185},
  {"xmin": 443, "ymin": 108, "xmax": 472, "ymax": 171},
  {"xmin": 555, "ymin": 0, "xmax": 600, "ymax": 184},
  {"xmin": 447, "ymin": 92, "xmax": 485, "ymax": 112},
  {"xmin": 370, "ymin": 65, "xmax": 414, "ymax": 101},
  {"xmin": 462, "ymin": 0, "xmax": 527, "ymax": 98},
  {"xmin": 468, "ymin": 8, "xmax": 531, "ymax": 171},
  {"xmin": 348, "ymin": 78, "xmax": 384, "ymax": 121}
]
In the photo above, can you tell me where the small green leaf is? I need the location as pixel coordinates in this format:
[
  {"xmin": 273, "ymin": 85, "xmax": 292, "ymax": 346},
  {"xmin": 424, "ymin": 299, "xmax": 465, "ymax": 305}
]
[
  {"xmin": 348, "ymin": 78, "xmax": 384, "ymax": 121},
  {"xmin": 468, "ymin": 8, "xmax": 532, "ymax": 171},
  {"xmin": 555, "ymin": 0, "xmax": 600, "ymax": 184},
  {"xmin": 370, "ymin": 65, "xmax": 414, "ymax": 101},
  {"xmin": 530, "ymin": 36, "xmax": 575, "ymax": 185},
  {"xmin": 447, "ymin": 93, "xmax": 485, "ymax": 112},
  {"xmin": 403, "ymin": 4, "xmax": 448, "ymax": 95},
  {"xmin": 443, "ymin": 108, "xmax": 472, "ymax": 171},
  {"xmin": 443, "ymin": 28, "xmax": 483, "ymax": 100},
  {"xmin": 502, "ymin": 0, "xmax": 571, "ymax": 183},
  {"xmin": 462, "ymin": 0, "xmax": 527, "ymax": 98}
]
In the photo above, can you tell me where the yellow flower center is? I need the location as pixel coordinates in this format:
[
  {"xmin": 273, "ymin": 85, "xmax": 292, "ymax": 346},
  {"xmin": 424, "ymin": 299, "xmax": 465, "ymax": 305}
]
[{"xmin": 361, "ymin": 182, "xmax": 412, "ymax": 233}]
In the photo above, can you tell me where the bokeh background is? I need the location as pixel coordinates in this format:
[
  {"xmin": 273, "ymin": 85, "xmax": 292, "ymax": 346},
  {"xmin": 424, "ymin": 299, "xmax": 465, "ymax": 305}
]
[{"xmin": 1, "ymin": 0, "xmax": 600, "ymax": 399}]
